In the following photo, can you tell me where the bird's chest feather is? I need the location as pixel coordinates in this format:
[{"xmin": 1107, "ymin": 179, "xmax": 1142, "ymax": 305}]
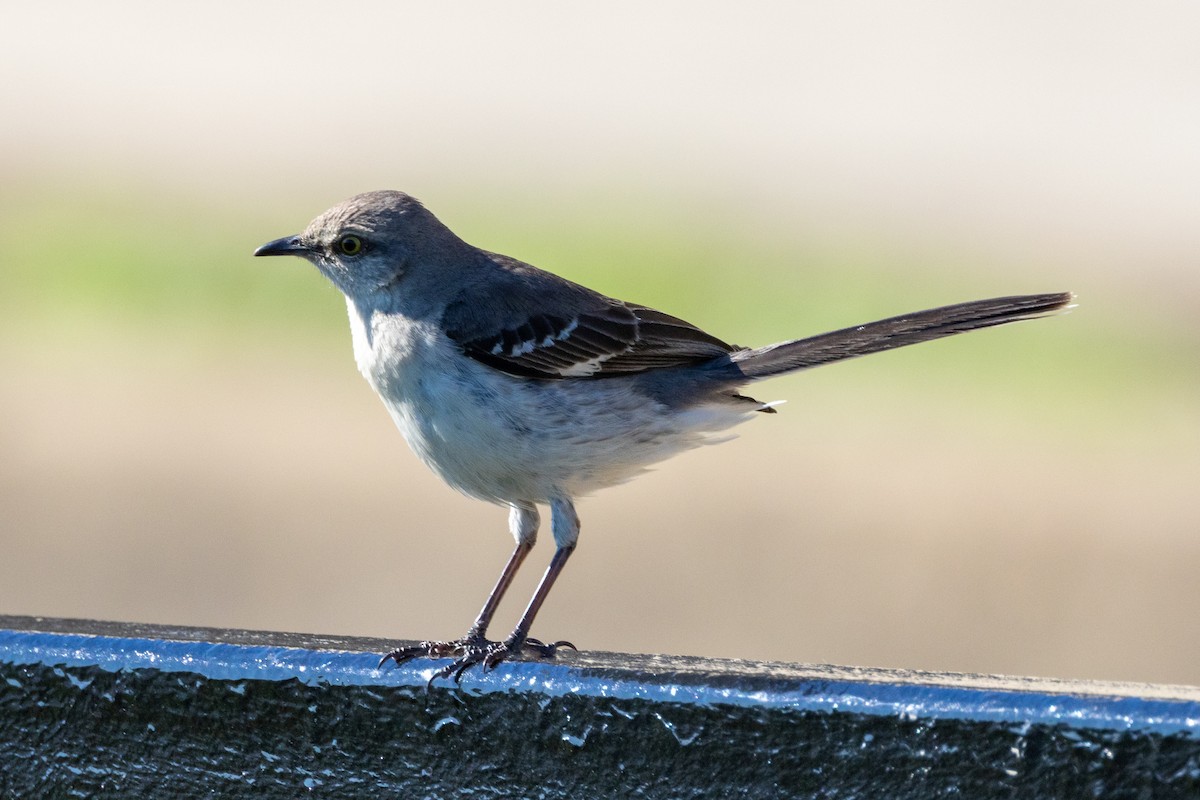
[{"xmin": 348, "ymin": 304, "xmax": 540, "ymax": 499}]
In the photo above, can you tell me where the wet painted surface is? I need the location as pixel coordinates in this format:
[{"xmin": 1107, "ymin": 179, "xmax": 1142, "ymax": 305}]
[{"xmin": 1, "ymin": 616, "xmax": 1197, "ymax": 798}]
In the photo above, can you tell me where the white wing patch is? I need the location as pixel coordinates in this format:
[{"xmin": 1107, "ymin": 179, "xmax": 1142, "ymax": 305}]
[
  {"xmin": 560, "ymin": 354, "xmax": 615, "ymax": 377},
  {"xmin": 556, "ymin": 318, "xmax": 578, "ymax": 340},
  {"xmin": 510, "ymin": 339, "xmax": 537, "ymax": 357},
  {"xmin": 491, "ymin": 316, "xmax": 584, "ymax": 358}
]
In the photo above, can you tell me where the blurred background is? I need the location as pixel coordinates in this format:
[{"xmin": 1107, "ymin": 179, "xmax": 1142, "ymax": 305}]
[{"xmin": 2, "ymin": 2, "xmax": 1197, "ymax": 686}]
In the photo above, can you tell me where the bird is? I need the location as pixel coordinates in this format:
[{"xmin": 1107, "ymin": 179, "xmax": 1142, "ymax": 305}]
[{"xmin": 255, "ymin": 190, "xmax": 1071, "ymax": 681}]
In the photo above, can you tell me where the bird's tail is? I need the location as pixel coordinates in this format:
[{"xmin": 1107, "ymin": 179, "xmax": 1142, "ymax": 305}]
[{"xmin": 729, "ymin": 292, "xmax": 1074, "ymax": 380}]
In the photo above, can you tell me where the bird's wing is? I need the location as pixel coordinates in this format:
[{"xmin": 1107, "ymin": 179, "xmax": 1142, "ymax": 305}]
[{"xmin": 441, "ymin": 258, "xmax": 735, "ymax": 380}]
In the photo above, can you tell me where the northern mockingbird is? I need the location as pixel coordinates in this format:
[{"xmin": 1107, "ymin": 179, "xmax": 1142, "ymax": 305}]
[{"xmin": 255, "ymin": 190, "xmax": 1071, "ymax": 681}]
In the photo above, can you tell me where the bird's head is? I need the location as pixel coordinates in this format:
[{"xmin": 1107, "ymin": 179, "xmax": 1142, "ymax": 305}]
[{"xmin": 255, "ymin": 190, "xmax": 463, "ymax": 306}]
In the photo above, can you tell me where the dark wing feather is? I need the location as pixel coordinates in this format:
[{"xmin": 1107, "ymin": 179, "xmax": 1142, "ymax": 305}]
[{"xmin": 442, "ymin": 256, "xmax": 734, "ymax": 380}]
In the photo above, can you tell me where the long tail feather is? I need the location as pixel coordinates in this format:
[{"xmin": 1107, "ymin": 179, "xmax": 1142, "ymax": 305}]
[{"xmin": 730, "ymin": 292, "xmax": 1074, "ymax": 380}]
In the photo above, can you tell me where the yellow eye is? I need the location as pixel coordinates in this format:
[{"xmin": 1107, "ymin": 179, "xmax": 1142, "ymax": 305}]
[{"xmin": 337, "ymin": 235, "xmax": 364, "ymax": 256}]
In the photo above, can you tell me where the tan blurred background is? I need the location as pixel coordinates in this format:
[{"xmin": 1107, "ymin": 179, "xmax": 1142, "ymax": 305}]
[{"xmin": 1, "ymin": 2, "xmax": 1197, "ymax": 686}]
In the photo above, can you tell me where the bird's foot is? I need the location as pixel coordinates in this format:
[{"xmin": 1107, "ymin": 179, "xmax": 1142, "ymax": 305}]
[
  {"xmin": 377, "ymin": 637, "xmax": 482, "ymax": 668},
  {"xmin": 378, "ymin": 635, "xmax": 575, "ymax": 684}
]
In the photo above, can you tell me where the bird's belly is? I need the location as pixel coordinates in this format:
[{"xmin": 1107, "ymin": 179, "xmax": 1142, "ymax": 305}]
[{"xmin": 376, "ymin": 361, "xmax": 751, "ymax": 504}]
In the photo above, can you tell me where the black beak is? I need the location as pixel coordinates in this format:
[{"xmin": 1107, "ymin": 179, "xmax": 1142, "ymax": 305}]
[{"xmin": 254, "ymin": 235, "xmax": 308, "ymax": 257}]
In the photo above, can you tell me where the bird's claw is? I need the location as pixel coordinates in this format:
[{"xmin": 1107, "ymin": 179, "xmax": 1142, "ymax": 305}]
[
  {"xmin": 523, "ymin": 637, "xmax": 577, "ymax": 658},
  {"xmin": 378, "ymin": 635, "xmax": 575, "ymax": 684},
  {"xmin": 378, "ymin": 638, "xmax": 478, "ymax": 669}
]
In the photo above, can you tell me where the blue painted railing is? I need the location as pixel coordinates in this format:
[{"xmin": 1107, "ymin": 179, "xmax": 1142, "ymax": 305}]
[{"xmin": 2, "ymin": 615, "xmax": 1197, "ymax": 798}]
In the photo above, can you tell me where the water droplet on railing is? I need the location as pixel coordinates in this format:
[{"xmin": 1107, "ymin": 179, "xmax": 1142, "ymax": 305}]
[{"xmin": 432, "ymin": 715, "xmax": 462, "ymax": 733}]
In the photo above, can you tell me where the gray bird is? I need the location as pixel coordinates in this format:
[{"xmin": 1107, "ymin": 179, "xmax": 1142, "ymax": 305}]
[{"xmin": 255, "ymin": 190, "xmax": 1071, "ymax": 681}]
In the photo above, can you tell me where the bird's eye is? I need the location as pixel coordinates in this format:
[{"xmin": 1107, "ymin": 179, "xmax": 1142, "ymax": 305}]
[{"xmin": 337, "ymin": 235, "xmax": 365, "ymax": 256}]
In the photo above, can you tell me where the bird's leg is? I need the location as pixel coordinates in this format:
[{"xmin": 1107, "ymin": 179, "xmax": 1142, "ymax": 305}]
[
  {"xmin": 463, "ymin": 546, "xmax": 529, "ymax": 640},
  {"xmin": 493, "ymin": 544, "xmax": 576, "ymax": 656},
  {"xmin": 435, "ymin": 544, "xmax": 577, "ymax": 682},
  {"xmin": 378, "ymin": 503, "xmax": 538, "ymax": 668},
  {"xmin": 438, "ymin": 499, "xmax": 579, "ymax": 680}
]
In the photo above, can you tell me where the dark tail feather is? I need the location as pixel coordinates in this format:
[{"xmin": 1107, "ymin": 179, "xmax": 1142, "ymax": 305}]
[{"xmin": 730, "ymin": 292, "xmax": 1074, "ymax": 380}]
